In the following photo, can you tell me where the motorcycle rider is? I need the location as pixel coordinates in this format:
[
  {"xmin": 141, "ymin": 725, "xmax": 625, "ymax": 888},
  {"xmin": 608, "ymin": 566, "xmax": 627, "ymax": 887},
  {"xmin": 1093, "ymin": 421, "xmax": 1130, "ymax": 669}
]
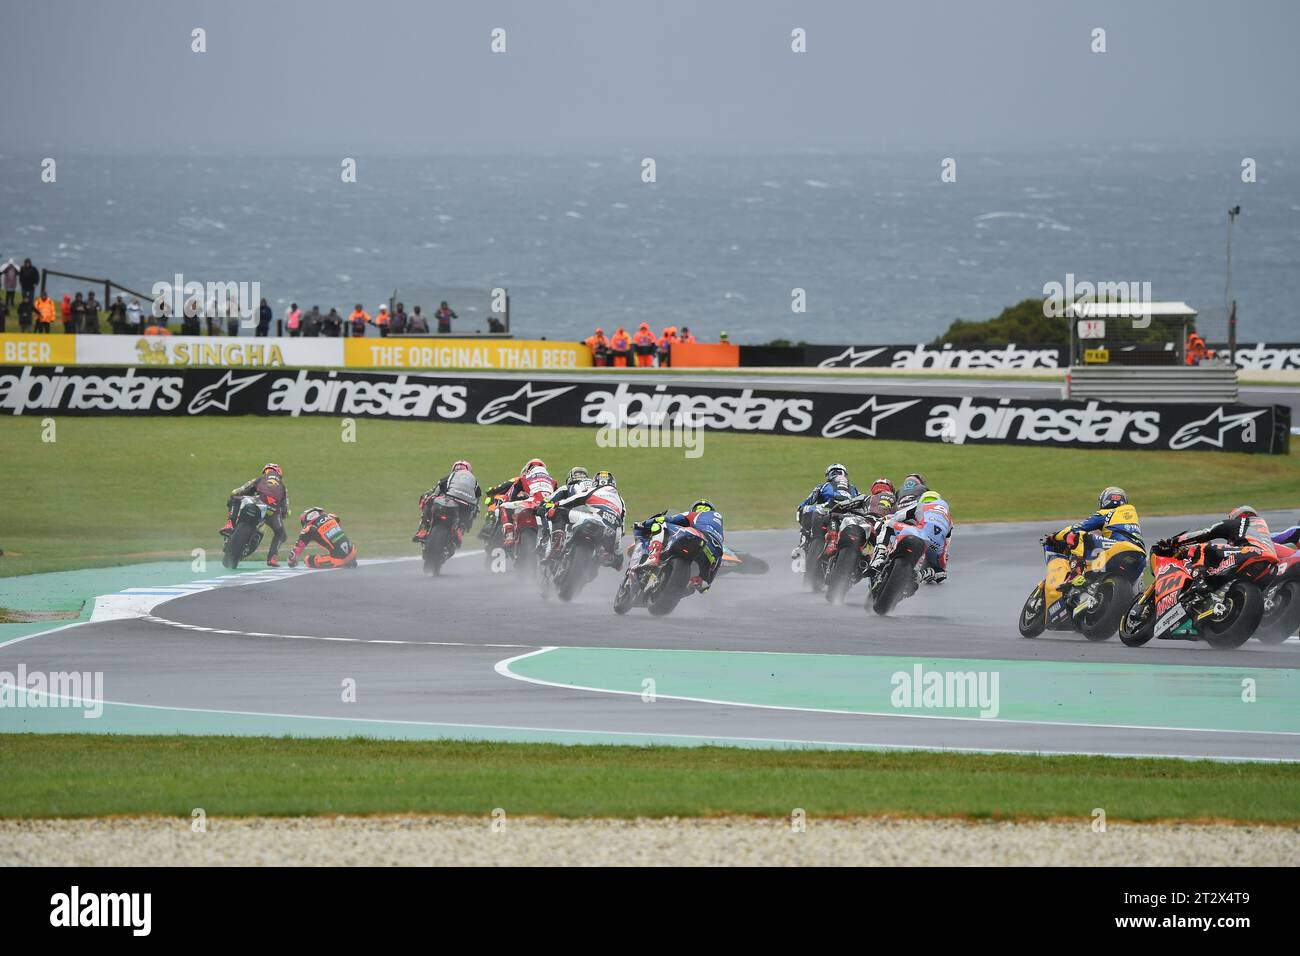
[
  {"xmin": 220, "ymin": 463, "xmax": 290, "ymax": 567},
  {"xmin": 481, "ymin": 458, "xmax": 557, "ymax": 549},
  {"xmin": 1043, "ymin": 487, "xmax": 1145, "ymax": 581},
  {"xmin": 413, "ymin": 460, "xmax": 481, "ymax": 544},
  {"xmin": 791, "ymin": 463, "xmax": 860, "ymax": 559},
  {"xmin": 287, "ymin": 507, "xmax": 359, "ymax": 569},
  {"xmin": 1153, "ymin": 506, "xmax": 1278, "ymax": 585},
  {"xmin": 630, "ymin": 499, "xmax": 725, "ymax": 593},
  {"xmin": 869, "ymin": 481, "xmax": 952, "ymax": 584},
  {"xmin": 1271, "ymin": 517, "xmax": 1300, "ymax": 549},
  {"xmin": 821, "ymin": 477, "xmax": 896, "ymax": 562},
  {"xmin": 540, "ymin": 469, "xmax": 627, "ymax": 568},
  {"xmin": 537, "ymin": 466, "xmax": 593, "ymax": 560}
]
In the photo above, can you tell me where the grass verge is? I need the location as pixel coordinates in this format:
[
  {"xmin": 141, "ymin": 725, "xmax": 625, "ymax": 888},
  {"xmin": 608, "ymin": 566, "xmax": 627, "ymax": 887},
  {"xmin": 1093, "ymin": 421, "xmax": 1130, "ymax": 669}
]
[
  {"xmin": 1, "ymin": 734, "xmax": 1297, "ymax": 821},
  {"xmin": 2, "ymin": 417, "xmax": 1297, "ymax": 576}
]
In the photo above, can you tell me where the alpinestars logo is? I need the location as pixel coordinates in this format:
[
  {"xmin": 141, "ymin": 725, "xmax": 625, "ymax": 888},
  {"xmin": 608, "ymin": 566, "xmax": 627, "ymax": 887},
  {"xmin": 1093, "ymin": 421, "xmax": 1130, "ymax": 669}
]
[
  {"xmin": 816, "ymin": 346, "xmax": 888, "ymax": 368},
  {"xmin": 821, "ymin": 396, "xmax": 920, "ymax": 438},
  {"xmin": 476, "ymin": 382, "xmax": 575, "ymax": 425},
  {"xmin": 187, "ymin": 371, "xmax": 266, "ymax": 414},
  {"xmin": 1168, "ymin": 406, "xmax": 1267, "ymax": 450}
]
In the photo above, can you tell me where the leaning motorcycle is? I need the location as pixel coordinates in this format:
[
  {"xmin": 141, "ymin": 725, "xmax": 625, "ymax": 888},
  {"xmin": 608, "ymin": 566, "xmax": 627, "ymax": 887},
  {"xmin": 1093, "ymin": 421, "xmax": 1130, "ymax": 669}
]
[
  {"xmin": 1256, "ymin": 542, "xmax": 1300, "ymax": 644},
  {"xmin": 222, "ymin": 495, "xmax": 270, "ymax": 569},
  {"xmin": 821, "ymin": 494, "xmax": 887, "ymax": 605},
  {"xmin": 1018, "ymin": 529, "xmax": 1146, "ymax": 641},
  {"xmin": 420, "ymin": 494, "xmax": 464, "ymax": 575},
  {"xmin": 1119, "ymin": 541, "xmax": 1269, "ymax": 650},
  {"xmin": 865, "ymin": 521, "xmax": 928, "ymax": 616},
  {"xmin": 540, "ymin": 505, "xmax": 620, "ymax": 601},
  {"xmin": 481, "ymin": 494, "xmax": 541, "ymax": 575},
  {"xmin": 615, "ymin": 521, "xmax": 715, "ymax": 616}
]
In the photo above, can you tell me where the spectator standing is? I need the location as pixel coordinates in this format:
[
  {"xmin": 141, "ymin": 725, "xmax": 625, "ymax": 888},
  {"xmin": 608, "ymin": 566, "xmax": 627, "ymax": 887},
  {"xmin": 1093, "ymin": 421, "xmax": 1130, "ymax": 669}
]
[
  {"xmin": 286, "ymin": 303, "xmax": 302, "ymax": 337},
  {"xmin": 435, "ymin": 300, "xmax": 457, "ymax": 334},
  {"xmin": 108, "ymin": 296, "xmax": 127, "ymax": 334},
  {"xmin": 17, "ymin": 297, "xmax": 34, "ymax": 332},
  {"xmin": 180, "ymin": 298, "xmax": 200, "ymax": 336},
  {"xmin": 678, "ymin": 326, "xmax": 697, "ymax": 344},
  {"xmin": 34, "ymin": 292, "xmax": 56, "ymax": 332},
  {"xmin": 19, "ymin": 258, "xmax": 39, "ymax": 302},
  {"xmin": 408, "ymin": 306, "xmax": 428, "ymax": 333},
  {"xmin": 374, "ymin": 305, "xmax": 390, "ymax": 336},
  {"xmin": 585, "ymin": 327, "xmax": 610, "ymax": 367},
  {"xmin": 609, "ymin": 326, "xmax": 631, "ymax": 367},
  {"xmin": 225, "ymin": 293, "xmax": 241, "ymax": 337},
  {"xmin": 391, "ymin": 302, "xmax": 407, "ymax": 335},
  {"xmin": 84, "ymin": 291, "xmax": 101, "ymax": 333},
  {"xmin": 348, "ymin": 304, "xmax": 369, "ymax": 337},
  {"xmin": 324, "ymin": 307, "xmax": 343, "ymax": 337},
  {"xmin": 126, "ymin": 298, "xmax": 144, "ymax": 333},
  {"xmin": 633, "ymin": 322, "xmax": 656, "ymax": 367},
  {"xmin": 60, "ymin": 294, "xmax": 75, "ymax": 335},
  {"xmin": 656, "ymin": 326, "xmax": 678, "ymax": 368},
  {"xmin": 1, "ymin": 259, "xmax": 18, "ymax": 314},
  {"xmin": 303, "ymin": 306, "xmax": 323, "ymax": 337},
  {"xmin": 257, "ymin": 298, "xmax": 272, "ymax": 337}
]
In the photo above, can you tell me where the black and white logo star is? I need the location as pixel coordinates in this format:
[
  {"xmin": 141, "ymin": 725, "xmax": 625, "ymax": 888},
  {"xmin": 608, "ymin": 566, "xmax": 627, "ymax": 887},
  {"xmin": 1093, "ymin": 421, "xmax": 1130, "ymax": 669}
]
[
  {"xmin": 1168, "ymin": 406, "xmax": 1268, "ymax": 450},
  {"xmin": 186, "ymin": 371, "xmax": 266, "ymax": 414},
  {"xmin": 821, "ymin": 396, "xmax": 920, "ymax": 438},
  {"xmin": 816, "ymin": 346, "xmax": 888, "ymax": 369},
  {"xmin": 476, "ymin": 382, "xmax": 576, "ymax": 425}
]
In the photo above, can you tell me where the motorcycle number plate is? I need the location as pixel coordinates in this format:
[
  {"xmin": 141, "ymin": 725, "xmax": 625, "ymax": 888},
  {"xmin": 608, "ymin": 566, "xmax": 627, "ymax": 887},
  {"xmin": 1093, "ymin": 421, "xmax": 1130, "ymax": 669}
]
[{"xmin": 1154, "ymin": 603, "xmax": 1187, "ymax": 638}]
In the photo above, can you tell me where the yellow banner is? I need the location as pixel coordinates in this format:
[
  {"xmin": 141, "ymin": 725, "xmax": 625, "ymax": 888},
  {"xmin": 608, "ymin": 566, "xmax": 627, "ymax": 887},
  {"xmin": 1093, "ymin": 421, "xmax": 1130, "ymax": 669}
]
[
  {"xmin": 1083, "ymin": 347, "xmax": 1111, "ymax": 364},
  {"xmin": 344, "ymin": 338, "xmax": 592, "ymax": 371},
  {"xmin": 0, "ymin": 334, "xmax": 77, "ymax": 365}
]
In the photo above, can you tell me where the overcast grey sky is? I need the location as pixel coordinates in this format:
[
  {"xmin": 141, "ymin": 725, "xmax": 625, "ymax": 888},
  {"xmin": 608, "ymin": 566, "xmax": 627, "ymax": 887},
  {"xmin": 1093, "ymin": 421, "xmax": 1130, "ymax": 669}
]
[{"xmin": 9, "ymin": 0, "xmax": 1299, "ymax": 151}]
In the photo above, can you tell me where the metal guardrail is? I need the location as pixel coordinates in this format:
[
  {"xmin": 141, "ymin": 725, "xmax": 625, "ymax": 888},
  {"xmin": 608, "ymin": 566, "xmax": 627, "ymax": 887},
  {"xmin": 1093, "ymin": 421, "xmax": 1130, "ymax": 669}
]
[{"xmin": 1067, "ymin": 364, "xmax": 1239, "ymax": 403}]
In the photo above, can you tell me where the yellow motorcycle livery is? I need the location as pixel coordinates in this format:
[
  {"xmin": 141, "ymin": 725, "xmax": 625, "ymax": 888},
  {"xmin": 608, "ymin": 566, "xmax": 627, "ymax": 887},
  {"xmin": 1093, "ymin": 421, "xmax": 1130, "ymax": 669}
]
[{"xmin": 1018, "ymin": 513, "xmax": 1147, "ymax": 641}]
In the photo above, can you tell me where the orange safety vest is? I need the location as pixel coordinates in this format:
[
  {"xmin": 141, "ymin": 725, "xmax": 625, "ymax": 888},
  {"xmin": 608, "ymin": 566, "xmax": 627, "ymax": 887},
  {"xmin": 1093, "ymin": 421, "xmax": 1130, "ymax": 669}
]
[
  {"xmin": 610, "ymin": 331, "xmax": 630, "ymax": 350},
  {"xmin": 678, "ymin": 331, "xmax": 696, "ymax": 344},
  {"xmin": 374, "ymin": 310, "xmax": 389, "ymax": 325},
  {"xmin": 586, "ymin": 334, "xmax": 608, "ymax": 350},
  {"xmin": 350, "ymin": 310, "xmax": 370, "ymax": 326},
  {"xmin": 634, "ymin": 329, "xmax": 655, "ymax": 348},
  {"xmin": 34, "ymin": 298, "xmax": 56, "ymax": 324}
]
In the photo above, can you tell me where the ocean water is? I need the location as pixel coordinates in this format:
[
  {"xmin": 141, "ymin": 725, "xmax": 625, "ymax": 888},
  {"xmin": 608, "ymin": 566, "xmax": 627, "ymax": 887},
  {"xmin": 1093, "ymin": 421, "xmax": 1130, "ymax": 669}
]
[{"xmin": 1, "ymin": 149, "xmax": 1295, "ymax": 342}]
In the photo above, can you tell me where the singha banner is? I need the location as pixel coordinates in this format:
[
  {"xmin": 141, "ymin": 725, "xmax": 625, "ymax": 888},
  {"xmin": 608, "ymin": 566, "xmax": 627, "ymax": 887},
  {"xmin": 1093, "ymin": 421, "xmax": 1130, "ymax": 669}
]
[{"xmin": 1, "ymin": 366, "xmax": 1289, "ymax": 454}]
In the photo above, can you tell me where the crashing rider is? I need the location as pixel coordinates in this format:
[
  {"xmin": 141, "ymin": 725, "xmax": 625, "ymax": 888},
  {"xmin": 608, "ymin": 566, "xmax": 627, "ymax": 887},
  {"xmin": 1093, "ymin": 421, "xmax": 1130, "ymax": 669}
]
[
  {"xmin": 288, "ymin": 507, "xmax": 359, "ymax": 569},
  {"xmin": 539, "ymin": 469, "xmax": 627, "ymax": 567},
  {"xmin": 630, "ymin": 499, "xmax": 725, "ymax": 593},
  {"xmin": 413, "ymin": 459, "xmax": 481, "ymax": 545},
  {"xmin": 221, "ymin": 462, "xmax": 290, "ymax": 567},
  {"xmin": 869, "ymin": 474, "xmax": 952, "ymax": 584},
  {"xmin": 481, "ymin": 458, "xmax": 557, "ymax": 549},
  {"xmin": 1152, "ymin": 505, "xmax": 1278, "ymax": 587},
  {"xmin": 1042, "ymin": 486, "xmax": 1144, "ymax": 582},
  {"xmin": 791, "ymin": 463, "xmax": 859, "ymax": 559}
]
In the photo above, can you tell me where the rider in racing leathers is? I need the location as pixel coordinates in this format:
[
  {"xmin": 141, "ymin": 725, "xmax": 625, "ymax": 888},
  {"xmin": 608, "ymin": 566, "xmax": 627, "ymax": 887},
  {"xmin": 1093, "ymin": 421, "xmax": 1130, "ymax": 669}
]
[
  {"xmin": 791, "ymin": 463, "xmax": 859, "ymax": 559},
  {"xmin": 1042, "ymin": 487, "xmax": 1145, "ymax": 584},
  {"xmin": 537, "ymin": 466, "xmax": 593, "ymax": 559},
  {"xmin": 869, "ymin": 481, "xmax": 952, "ymax": 584},
  {"xmin": 481, "ymin": 458, "xmax": 557, "ymax": 549},
  {"xmin": 288, "ymin": 507, "xmax": 359, "ymax": 569},
  {"xmin": 630, "ymin": 499, "xmax": 725, "ymax": 593},
  {"xmin": 220, "ymin": 463, "xmax": 290, "ymax": 567},
  {"xmin": 1272, "ymin": 518, "xmax": 1300, "ymax": 549},
  {"xmin": 539, "ymin": 469, "xmax": 627, "ymax": 567},
  {"xmin": 1153, "ymin": 506, "xmax": 1278, "ymax": 585},
  {"xmin": 413, "ymin": 460, "xmax": 481, "ymax": 544}
]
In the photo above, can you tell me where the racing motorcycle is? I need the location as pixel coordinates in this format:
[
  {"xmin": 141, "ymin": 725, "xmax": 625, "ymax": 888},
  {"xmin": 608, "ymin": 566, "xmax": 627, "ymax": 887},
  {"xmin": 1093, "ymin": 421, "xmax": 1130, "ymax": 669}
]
[
  {"xmin": 480, "ymin": 492, "xmax": 541, "ymax": 574},
  {"xmin": 802, "ymin": 495, "xmax": 850, "ymax": 592},
  {"xmin": 419, "ymin": 494, "xmax": 465, "ymax": 576},
  {"xmin": 821, "ymin": 492, "xmax": 891, "ymax": 605},
  {"xmin": 1256, "ymin": 542, "xmax": 1300, "ymax": 644},
  {"xmin": 865, "ymin": 520, "xmax": 929, "ymax": 616},
  {"xmin": 1119, "ymin": 541, "xmax": 1269, "ymax": 650},
  {"xmin": 718, "ymin": 545, "xmax": 770, "ymax": 576},
  {"xmin": 540, "ymin": 505, "xmax": 620, "ymax": 601},
  {"xmin": 1018, "ymin": 529, "xmax": 1146, "ymax": 641},
  {"xmin": 614, "ymin": 519, "xmax": 715, "ymax": 616},
  {"xmin": 222, "ymin": 495, "xmax": 272, "ymax": 569}
]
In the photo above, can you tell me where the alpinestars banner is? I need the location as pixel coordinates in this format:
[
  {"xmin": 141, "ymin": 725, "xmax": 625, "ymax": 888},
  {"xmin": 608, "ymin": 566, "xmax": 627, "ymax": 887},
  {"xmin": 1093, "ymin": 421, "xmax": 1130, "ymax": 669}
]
[{"xmin": 1, "ymin": 366, "xmax": 1288, "ymax": 454}]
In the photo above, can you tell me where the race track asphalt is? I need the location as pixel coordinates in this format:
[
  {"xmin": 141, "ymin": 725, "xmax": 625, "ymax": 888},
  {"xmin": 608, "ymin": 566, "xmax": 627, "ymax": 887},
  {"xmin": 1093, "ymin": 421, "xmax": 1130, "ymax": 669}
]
[{"xmin": 4, "ymin": 514, "xmax": 1297, "ymax": 761}]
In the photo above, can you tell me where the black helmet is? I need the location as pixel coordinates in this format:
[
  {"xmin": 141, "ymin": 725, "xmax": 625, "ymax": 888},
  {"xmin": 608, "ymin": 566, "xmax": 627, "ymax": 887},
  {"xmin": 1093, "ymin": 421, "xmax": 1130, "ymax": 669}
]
[
  {"xmin": 898, "ymin": 475, "xmax": 928, "ymax": 501},
  {"xmin": 593, "ymin": 470, "xmax": 616, "ymax": 488},
  {"xmin": 566, "ymin": 466, "xmax": 589, "ymax": 485},
  {"xmin": 1098, "ymin": 486, "xmax": 1127, "ymax": 510}
]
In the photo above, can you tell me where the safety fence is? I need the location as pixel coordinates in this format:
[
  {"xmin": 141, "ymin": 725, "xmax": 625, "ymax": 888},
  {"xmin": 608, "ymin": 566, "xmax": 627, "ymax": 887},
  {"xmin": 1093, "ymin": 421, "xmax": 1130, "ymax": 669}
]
[{"xmin": 1, "ymin": 366, "xmax": 1287, "ymax": 454}]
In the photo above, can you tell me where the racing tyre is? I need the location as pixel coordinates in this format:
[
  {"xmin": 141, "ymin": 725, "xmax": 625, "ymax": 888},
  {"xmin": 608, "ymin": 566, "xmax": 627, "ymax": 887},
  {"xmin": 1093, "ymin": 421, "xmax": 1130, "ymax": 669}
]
[
  {"xmin": 805, "ymin": 531, "xmax": 826, "ymax": 592},
  {"xmin": 1118, "ymin": 594, "xmax": 1155, "ymax": 647},
  {"xmin": 515, "ymin": 526, "xmax": 538, "ymax": 575},
  {"xmin": 1077, "ymin": 576, "xmax": 1131, "ymax": 642},
  {"xmin": 1256, "ymin": 580, "xmax": 1300, "ymax": 645},
  {"xmin": 1202, "ymin": 580, "xmax": 1263, "ymax": 650},
  {"xmin": 557, "ymin": 541, "xmax": 595, "ymax": 602},
  {"xmin": 648, "ymin": 560, "xmax": 689, "ymax": 616},
  {"xmin": 870, "ymin": 538, "xmax": 924, "ymax": 616},
  {"xmin": 1017, "ymin": 583, "xmax": 1046, "ymax": 638},
  {"xmin": 223, "ymin": 519, "xmax": 258, "ymax": 570},
  {"xmin": 613, "ymin": 575, "xmax": 636, "ymax": 615},
  {"xmin": 424, "ymin": 524, "xmax": 450, "ymax": 576}
]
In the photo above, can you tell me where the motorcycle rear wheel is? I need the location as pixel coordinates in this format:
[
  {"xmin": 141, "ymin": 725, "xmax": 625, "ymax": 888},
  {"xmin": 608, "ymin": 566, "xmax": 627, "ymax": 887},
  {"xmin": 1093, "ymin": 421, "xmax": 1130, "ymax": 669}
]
[
  {"xmin": 648, "ymin": 560, "xmax": 689, "ymax": 616},
  {"xmin": 870, "ymin": 538, "xmax": 924, "ymax": 616},
  {"xmin": 1256, "ymin": 580, "xmax": 1300, "ymax": 644},
  {"xmin": 424, "ymin": 524, "xmax": 450, "ymax": 575},
  {"xmin": 223, "ymin": 519, "xmax": 258, "ymax": 569},
  {"xmin": 1202, "ymin": 580, "xmax": 1262, "ymax": 650},
  {"xmin": 1118, "ymin": 594, "xmax": 1156, "ymax": 647},
  {"xmin": 1077, "ymin": 576, "xmax": 1130, "ymax": 642}
]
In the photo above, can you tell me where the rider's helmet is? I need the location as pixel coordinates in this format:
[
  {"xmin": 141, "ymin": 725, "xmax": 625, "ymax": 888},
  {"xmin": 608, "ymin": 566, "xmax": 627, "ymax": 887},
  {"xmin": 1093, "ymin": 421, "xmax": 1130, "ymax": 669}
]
[
  {"xmin": 830, "ymin": 473, "xmax": 850, "ymax": 494},
  {"xmin": 566, "ymin": 466, "xmax": 589, "ymax": 485},
  {"xmin": 898, "ymin": 474, "xmax": 927, "ymax": 499},
  {"xmin": 869, "ymin": 477, "xmax": 895, "ymax": 496},
  {"xmin": 451, "ymin": 459, "xmax": 472, "ymax": 473},
  {"xmin": 825, "ymin": 463, "xmax": 848, "ymax": 482},
  {"xmin": 691, "ymin": 499, "xmax": 715, "ymax": 513},
  {"xmin": 919, "ymin": 491, "xmax": 941, "ymax": 504},
  {"xmin": 262, "ymin": 463, "xmax": 283, "ymax": 477},
  {"xmin": 1229, "ymin": 505, "xmax": 1258, "ymax": 520},
  {"xmin": 300, "ymin": 507, "xmax": 325, "ymax": 527},
  {"xmin": 522, "ymin": 458, "xmax": 548, "ymax": 478},
  {"xmin": 1098, "ymin": 486, "xmax": 1128, "ymax": 510},
  {"xmin": 593, "ymin": 470, "xmax": 616, "ymax": 488}
]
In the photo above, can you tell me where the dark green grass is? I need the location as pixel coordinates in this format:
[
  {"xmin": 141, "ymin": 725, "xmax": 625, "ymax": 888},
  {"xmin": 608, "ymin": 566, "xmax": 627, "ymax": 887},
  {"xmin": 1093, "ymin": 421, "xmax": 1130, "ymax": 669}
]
[{"xmin": 1, "ymin": 734, "xmax": 1296, "ymax": 822}]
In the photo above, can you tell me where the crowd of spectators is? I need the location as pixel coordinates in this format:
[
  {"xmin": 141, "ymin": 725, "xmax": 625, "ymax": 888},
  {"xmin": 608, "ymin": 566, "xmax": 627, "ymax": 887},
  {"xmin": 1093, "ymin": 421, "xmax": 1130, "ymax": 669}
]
[{"xmin": 585, "ymin": 323, "xmax": 705, "ymax": 367}]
